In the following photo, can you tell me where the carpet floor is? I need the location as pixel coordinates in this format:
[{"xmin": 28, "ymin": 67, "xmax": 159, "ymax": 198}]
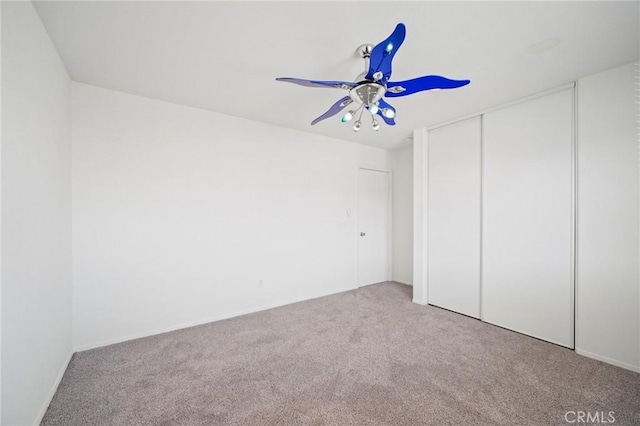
[{"xmin": 42, "ymin": 282, "xmax": 639, "ymax": 425}]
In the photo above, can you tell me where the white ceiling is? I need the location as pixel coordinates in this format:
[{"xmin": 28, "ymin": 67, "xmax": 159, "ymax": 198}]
[{"xmin": 34, "ymin": 1, "xmax": 639, "ymax": 150}]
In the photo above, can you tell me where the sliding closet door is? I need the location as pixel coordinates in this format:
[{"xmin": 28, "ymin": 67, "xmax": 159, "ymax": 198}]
[
  {"xmin": 482, "ymin": 88, "xmax": 573, "ymax": 348},
  {"xmin": 428, "ymin": 117, "xmax": 481, "ymax": 318}
]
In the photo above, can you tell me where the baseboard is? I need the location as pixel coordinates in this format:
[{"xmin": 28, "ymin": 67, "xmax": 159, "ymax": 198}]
[
  {"xmin": 575, "ymin": 348, "xmax": 640, "ymax": 373},
  {"xmin": 33, "ymin": 350, "xmax": 73, "ymax": 425},
  {"xmin": 393, "ymin": 280, "xmax": 413, "ymax": 286},
  {"xmin": 412, "ymin": 298, "xmax": 427, "ymax": 306},
  {"xmin": 74, "ymin": 285, "xmax": 357, "ymax": 352}
]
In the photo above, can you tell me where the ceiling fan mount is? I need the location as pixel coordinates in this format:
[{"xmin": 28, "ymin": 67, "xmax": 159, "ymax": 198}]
[
  {"xmin": 356, "ymin": 43, "xmax": 375, "ymax": 59},
  {"xmin": 276, "ymin": 23, "xmax": 470, "ymax": 132}
]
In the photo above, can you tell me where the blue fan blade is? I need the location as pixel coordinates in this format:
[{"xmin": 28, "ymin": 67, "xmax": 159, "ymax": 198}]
[
  {"xmin": 311, "ymin": 96, "xmax": 353, "ymax": 125},
  {"xmin": 386, "ymin": 75, "xmax": 470, "ymax": 98},
  {"xmin": 376, "ymin": 98, "xmax": 396, "ymax": 126},
  {"xmin": 366, "ymin": 23, "xmax": 406, "ymax": 83},
  {"xmin": 276, "ymin": 78, "xmax": 356, "ymax": 90}
]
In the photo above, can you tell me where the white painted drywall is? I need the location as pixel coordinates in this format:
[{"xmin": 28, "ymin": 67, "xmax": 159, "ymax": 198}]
[
  {"xmin": 1, "ymin": 2, "xmax": 72, "ymax": 425},
  {"xmin": 576, "ymin": 61, "xmax": 640, "ymax": 372},
  {"xmin": 391, "ymin": 146, "xmax": 413, "ymax": 285},
  {"xmin": 71, "ymin": 83, "xmax": 390, "ymax": 350},
  {"xmin": 482, "ymin": 88, "xmax": 574, "ymax": 348},
  {"xmin": 427, "ymin": 117, "xmax": 481, "ymax": 318}
]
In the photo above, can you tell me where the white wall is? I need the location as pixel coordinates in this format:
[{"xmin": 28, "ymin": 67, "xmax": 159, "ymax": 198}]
[
  {"xmin": 391, "ymin": 146, "xmax": 413, "ymax": 285},
  {"xmin": 1, "ymin": 2, "xmax": 72, "ymax": 425},
  {"xmin": 72, "ymin": 83, "xmax": 390, "ymax": 350},
  {"xmin": 576, "ymin": 61, "xmax": 639, "ymax": 372}
]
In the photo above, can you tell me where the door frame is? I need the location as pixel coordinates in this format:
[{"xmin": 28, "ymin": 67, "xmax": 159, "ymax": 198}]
[{"xmin": 356, "ymin": 167, "xmax": 393, "ymax": 288}]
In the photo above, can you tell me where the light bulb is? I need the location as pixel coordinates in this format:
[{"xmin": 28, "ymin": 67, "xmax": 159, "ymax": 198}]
[
  {"xmin": 372, "ymin": 120, "xmax": 380, "ymax": 131},
  {"xmin": 353, "ymin": 120, "xmax": 361, "ymax": 132},
  {"xmin": 369, "ymin": 104, "xmax": 379, "ymax": 115},
  {"xmin": 382, "ymin": 108, "xmax": 395, "ymax": 119},
  {"xmin": 386, "ymin": 43, "xmax": 393, "ymax": 52},
  {"xmin": 341, "ymin": 111, "xmax": 354, "ymax": 123}
]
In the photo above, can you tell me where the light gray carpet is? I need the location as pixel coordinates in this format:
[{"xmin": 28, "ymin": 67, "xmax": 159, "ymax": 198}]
[{"xmin": 42, "ymin": 282, "xmax": 639, "ymax": 425}]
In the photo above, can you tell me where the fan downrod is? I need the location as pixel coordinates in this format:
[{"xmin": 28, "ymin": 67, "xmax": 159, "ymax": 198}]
[{"xmin": 355, "ymin": 43, "xmax": 377, "ymax": 82}]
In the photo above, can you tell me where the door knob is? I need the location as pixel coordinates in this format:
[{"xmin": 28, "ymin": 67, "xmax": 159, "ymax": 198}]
[{"xmin": 360, "ymin": 232, "xmax": 366, "ymax": 236}]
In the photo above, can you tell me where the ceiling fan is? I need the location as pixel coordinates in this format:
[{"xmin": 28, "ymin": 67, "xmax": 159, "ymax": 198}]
[{"xmin": 276, "ymin": 23, "xmax": 470, "ymax": 132}]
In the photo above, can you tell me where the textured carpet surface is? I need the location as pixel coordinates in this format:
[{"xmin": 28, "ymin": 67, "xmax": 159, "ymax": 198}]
[{"xmin": 43, "ymin": 282, "xmax": 639, "ymax": 425}]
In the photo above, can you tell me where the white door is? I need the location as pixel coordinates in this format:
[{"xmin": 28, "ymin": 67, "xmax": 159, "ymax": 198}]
[
  {"xmin": 357, "ymin": 168, "xmax": 390, "ymax": 287},
  {"xmin": 482, "ymin": 88, "xmax": 574, "ymax": 348},
  {"xmin": 428, "ymin": 117, "xmax": 482, "ymax": 318}
]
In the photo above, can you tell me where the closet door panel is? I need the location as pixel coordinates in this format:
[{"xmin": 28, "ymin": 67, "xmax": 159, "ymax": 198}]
[
  {"xmin": 428, "ymin": 117, "xmax": 481, "ymax": 318},
  {"xmin": 482, "ymin": 89, "xmax": 573, "ymax": 348}
]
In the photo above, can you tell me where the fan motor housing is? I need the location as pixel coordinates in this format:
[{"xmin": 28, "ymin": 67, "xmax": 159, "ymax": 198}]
[{"xmin": 349, "ymin": 82, "xmax": 386, "ymax": 106}]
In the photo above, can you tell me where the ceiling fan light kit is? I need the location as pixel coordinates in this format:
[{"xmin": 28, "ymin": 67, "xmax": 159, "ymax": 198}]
[{"xmin": 276, "ymin": 23, "xmax": 470, "ymax": 132}]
